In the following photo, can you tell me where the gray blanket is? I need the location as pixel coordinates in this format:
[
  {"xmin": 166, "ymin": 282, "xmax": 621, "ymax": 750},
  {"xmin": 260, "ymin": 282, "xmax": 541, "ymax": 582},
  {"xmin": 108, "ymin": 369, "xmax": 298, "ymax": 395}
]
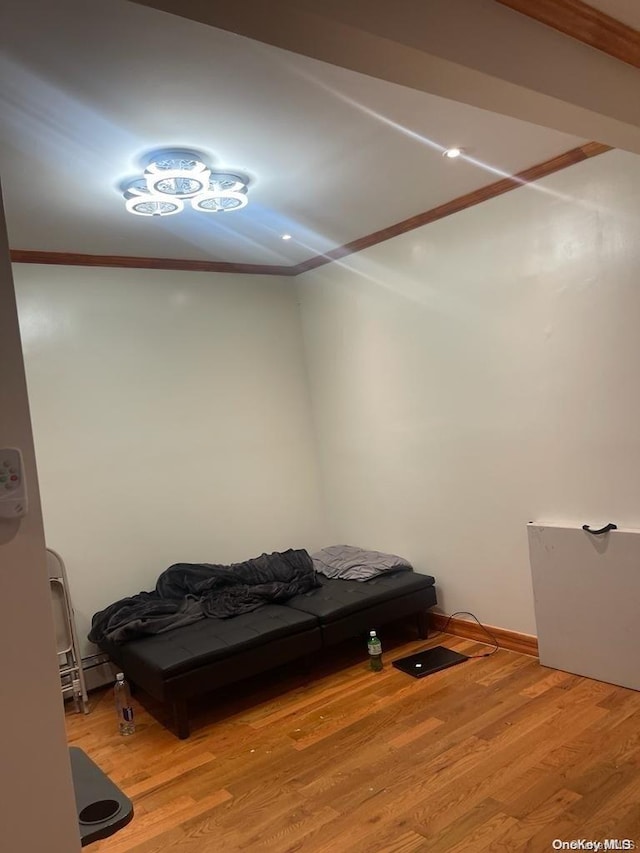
[
  {"xmin": 311, "ymin": 544, "xmax": 413, "ymax": 580},
  {"xmin": 89, "ymin": 549, "xmax": 319, "ymax": 645}
]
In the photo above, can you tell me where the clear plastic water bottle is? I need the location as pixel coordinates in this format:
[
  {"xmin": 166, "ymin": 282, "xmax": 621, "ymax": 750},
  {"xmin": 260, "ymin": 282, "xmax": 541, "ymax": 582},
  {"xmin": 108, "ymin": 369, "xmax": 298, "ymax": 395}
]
[
  {"xmin": 368, "ymin": 630, "xmax": 383, "ymax": 672},
  {"xmin": 114, "ymin": 672, "xmax": 135, "ymax": 736}
]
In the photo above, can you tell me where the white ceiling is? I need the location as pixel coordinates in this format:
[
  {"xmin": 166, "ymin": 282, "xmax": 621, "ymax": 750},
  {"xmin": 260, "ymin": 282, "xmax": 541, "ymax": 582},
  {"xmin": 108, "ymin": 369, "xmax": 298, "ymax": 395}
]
[{"xmin": 0, "ymin": 0, "xmax": 589, "ymax": 266}]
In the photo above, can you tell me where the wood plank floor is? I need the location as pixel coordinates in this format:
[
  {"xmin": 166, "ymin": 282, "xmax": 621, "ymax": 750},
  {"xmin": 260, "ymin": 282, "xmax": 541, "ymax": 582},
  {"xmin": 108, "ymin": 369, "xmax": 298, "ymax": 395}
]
[{"xmin": 65, "ymin": 629, "xmax": 640, "ymax": 852}]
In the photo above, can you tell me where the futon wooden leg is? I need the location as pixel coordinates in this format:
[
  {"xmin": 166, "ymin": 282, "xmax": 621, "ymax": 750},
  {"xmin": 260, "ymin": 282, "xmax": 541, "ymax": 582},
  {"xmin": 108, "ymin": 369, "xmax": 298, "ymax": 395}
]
[
  {"xmin": 417, "ymin": 611, "xmax": 429, "ymax": 640},
  {"xmin": 172, "ymin": 698, "xmax": 190, "ymax": 739}
]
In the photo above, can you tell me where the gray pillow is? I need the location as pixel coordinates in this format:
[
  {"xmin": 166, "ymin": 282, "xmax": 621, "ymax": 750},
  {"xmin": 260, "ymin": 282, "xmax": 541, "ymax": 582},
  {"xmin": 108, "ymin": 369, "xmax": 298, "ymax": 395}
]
[{"xmin": 311, "ymin": 544, "xmax": 413, "ymax": 581}]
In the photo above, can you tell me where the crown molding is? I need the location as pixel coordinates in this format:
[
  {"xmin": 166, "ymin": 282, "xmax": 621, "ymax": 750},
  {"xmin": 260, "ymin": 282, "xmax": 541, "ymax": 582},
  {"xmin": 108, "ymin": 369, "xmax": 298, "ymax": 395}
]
[
  {"xmin": 291, "ymin": 141, "xmax": 612, "ymax": 275},
  {"xmin": 8, "ymin": 250, "xmax": 295, "ymax": 276},
  {"xmin": 495, "ymin": 0, "xmax": 640, "ymax": 69},
  {"xmin": 11, "ymin": 142, "xmax": 613, "ymax": 277}
]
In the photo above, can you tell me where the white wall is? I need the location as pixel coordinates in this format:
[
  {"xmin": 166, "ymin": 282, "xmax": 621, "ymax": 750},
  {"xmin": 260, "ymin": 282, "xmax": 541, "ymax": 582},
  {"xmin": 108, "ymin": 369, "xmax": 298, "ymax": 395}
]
[
  {"xmin": 13, "ymin": 265, "xmax": 326, "ymax": 654},
  {"xmin": 12, "ymin": 149, "xmax": 640, "ymax": 643},
  {"xmin": 0, "ymin": 195, "xmax": 80, "ymax": 848},
  {"xmin": 297, "ymin": 149, "xmax": 640, "ymax": 635}
]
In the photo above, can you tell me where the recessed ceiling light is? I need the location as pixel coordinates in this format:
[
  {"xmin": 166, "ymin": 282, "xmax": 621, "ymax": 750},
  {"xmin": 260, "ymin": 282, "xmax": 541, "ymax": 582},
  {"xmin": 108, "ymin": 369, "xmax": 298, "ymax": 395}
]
[
  {"xmin": 281, "ymin": 234, "xmax": 292, "ymax": 241},
  {"xmin": 443, "ymin": 147, "xmax": 463, "ymax": 159}
]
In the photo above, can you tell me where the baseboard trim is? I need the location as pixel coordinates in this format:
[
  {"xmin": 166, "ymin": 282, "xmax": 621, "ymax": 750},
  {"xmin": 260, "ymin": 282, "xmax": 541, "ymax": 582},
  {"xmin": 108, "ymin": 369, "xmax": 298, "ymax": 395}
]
[{"xmin": 429, "ymin": 613, "xmax": 539, "ymax": 657}]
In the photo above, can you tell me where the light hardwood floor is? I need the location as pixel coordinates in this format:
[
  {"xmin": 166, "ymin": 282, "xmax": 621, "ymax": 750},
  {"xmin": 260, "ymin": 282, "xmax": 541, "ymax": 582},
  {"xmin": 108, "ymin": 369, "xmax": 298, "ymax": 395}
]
[{"xmin": 65, "ymin": 629, "xmax": 640, "ymax": 852}]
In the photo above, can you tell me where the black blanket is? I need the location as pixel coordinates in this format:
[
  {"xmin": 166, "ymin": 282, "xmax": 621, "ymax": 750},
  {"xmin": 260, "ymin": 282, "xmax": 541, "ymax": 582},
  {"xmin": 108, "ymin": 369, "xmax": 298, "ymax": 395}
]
[{"xmin": 88, "ymin": 549, "xmax": 319, "ymax": 645}]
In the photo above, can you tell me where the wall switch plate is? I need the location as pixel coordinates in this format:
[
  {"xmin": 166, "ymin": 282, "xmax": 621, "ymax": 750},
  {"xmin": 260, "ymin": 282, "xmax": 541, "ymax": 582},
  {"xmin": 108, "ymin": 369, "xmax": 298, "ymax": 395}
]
[{"xmin": 0, "ymin": 448, "xmax": 28, "ymax": 518}]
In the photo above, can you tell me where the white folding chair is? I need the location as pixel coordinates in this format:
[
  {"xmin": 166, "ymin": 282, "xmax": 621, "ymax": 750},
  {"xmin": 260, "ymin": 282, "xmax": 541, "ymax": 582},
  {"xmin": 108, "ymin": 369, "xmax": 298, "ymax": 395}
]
[{"xmin": 47, "ymin": 548, "xmax": 89, "ymax": 714}]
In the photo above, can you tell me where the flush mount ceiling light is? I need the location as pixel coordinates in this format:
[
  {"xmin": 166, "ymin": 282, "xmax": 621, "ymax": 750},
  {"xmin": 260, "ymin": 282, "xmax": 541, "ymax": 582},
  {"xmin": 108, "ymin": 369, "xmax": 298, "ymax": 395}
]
[
  {"xmin": 443, "ymin": 147, "xmax": 463, "ymax": 159},
  {"xmin": 146, "ymin": 158, "xmax": 210, "ymax": 198},
  {"xmin": 123, "ymin": 178, "xmax": 184, "ymax": 217},
  {"xmin": 191, "ymin": 174, "xmax": 249, "ymax": 213},
  {"xmin": 122, "ymin": 149, "xmax": 249, "ymax": 217}
]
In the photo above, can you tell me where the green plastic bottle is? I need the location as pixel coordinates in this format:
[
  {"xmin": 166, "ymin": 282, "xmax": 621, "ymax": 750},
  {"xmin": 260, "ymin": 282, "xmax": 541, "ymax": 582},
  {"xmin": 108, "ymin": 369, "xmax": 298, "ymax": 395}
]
[{"xmin": 368, "ymin": 630, "xmax": 383, "ymax": 672}]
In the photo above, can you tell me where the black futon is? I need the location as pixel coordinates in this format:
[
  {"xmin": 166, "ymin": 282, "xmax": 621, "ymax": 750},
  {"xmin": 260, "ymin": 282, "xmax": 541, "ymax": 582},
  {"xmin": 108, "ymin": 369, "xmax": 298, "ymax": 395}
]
[{"xmin": 100, "ymin": 569, "xmax": 437, "ymax": 738}]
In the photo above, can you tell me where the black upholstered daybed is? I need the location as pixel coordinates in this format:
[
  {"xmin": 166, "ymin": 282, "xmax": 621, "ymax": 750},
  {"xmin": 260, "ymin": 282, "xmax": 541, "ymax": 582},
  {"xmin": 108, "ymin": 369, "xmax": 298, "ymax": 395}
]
[{"xmin": 93, "ymin": 547, "xmax": 437, "ymax": 738}]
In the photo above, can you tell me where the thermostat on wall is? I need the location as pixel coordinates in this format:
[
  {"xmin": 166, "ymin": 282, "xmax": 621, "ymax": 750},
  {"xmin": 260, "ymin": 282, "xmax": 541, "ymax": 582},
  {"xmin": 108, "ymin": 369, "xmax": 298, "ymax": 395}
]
[{"xmin": 0, "ymin": 448, "xmax": 28, "ymax": 518}]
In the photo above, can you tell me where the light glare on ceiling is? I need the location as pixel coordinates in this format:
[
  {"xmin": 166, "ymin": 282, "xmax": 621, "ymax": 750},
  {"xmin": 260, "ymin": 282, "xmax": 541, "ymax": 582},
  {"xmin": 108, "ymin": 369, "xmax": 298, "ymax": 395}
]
[
  {"xmin": 281, "ymin": 234, "xmax": 292, "ymax": 240},
  {"xmin": 443, "ymin": 147, "xmax": 463, "ymax": 159}
]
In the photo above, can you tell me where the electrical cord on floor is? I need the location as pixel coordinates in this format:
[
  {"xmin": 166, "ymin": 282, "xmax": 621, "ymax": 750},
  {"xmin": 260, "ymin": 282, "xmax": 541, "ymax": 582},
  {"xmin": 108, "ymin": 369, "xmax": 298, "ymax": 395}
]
[{"xmin": 435, "ymin": 610, "xmax": 500, "ymax": 658}]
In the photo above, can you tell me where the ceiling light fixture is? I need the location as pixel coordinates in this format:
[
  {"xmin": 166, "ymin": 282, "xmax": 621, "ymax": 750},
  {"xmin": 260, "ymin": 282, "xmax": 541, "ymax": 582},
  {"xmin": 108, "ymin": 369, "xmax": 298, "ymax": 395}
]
[
  {"xmin": 122, "ymin": 177, "xmax": 184, "ymax": 217},
  {"xmin": 122, "ymin": 149, "xmax": 249, "ymax": 217},
  {"xmin": 281, "ymin": 234, "xmax": 292, "ymax": 241},
  {"xmin": 443, "ymin": 147, "xmax": 463, "ymax": 159},
  {"xmin": 191, "ymin": 174, "xmax": 249, "ymax": 213}
]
